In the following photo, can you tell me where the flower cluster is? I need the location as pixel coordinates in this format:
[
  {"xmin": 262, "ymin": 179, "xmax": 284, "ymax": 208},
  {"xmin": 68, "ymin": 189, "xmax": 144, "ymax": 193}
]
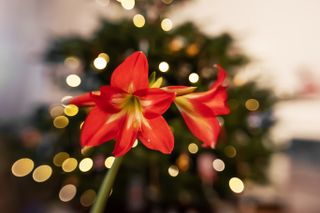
[{"xmin": 70, "ymin": 51, "xmax": 229, "ymax": 156}]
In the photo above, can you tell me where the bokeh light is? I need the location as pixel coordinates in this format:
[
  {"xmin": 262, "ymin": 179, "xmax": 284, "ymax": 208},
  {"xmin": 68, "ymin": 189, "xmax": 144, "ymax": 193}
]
[
  {"xmin": 133, "ymin": 14, "xmax": 145, "ymax": 28},
  {"xmin": 121, "ymin": 0, "xmax": 135, "ymax": 10},
  {"xmin": 79, "ymin": 158, "xmax": 93, "ymax": 172},
  {"xmin": 64, "ymin": 104, "xmax": 79, "ymax": 117},
  {"xmin": 93, "ymin": 53, "xmax": 109, "ymax": 70},
  {"xmin": 168, "ymin": 165, "xmax": 179, "ymax": 177},
  {"xmin": 80, "ymin": 121, "xmax": 84, "ymax": 129},
  {"xmin": 49, "ymin": 105, "xmax": 64, "ymax": 118},
  {"xmin": 53, "ymin": 152, "xmax": 70, "ymax": 167},
  {"xmin": 62, "ymin": 158, "xmax": 78, "ymax": 172},
  {"xmin": 212, "ymin": 159, "xmax": 225, "ymax": 172},
  {"xmin": 32, "ymin": 165, "xmax": 52, "ymax": 183},
  {"xmin": 64, "ymin": 56, "xmax": 80, "ymax": 70},
  {"xmin": 188, "ymin": 143, "xmax": 199, "ymax": 154},
  {"xmin": 105, "ymin": 156, "xmax": 115, "ymax": 169},
  {"xmin": 159, "ymin": 61, "xmax": 169, "ymax": 72},
  {"xmin": 188, "ymin": 73, "xmax": 199, "ymax": 83},
  {"xmin": 224, "ymin": 145, "xmax": 237, "ymax": 158},
  {"xmin": 61, "ymin": 95, "xmax": 73, "ymax": 106},
  {"xmin": 132, "ymin": 139, "xmax": 138, "ymax": 148},
  {"xmin": 66, "ymin": 74, "xmax": 81, "ymax": 87},
  {"xmin": 229, "ymin": 177, "xmax": 244, "ymax": 193},
  {"xmin": 161, "ymin": 18, "xmax": 173, "ymax": 31},
  {"xmin": 245, "ymin": 99, "xmax": 260, "ymax": 111},
  {"xmin": 53, "ymin": 116, "xmax": 69, "ymax": 129},
  {"xmin": 59, "ymin": 184, "xmax": 77, "ymax": 202},
  {"xmin": 80, "ymin": 189, "xmax": 96, "ymax": 207},
  {"xmin": 11, "ymin": 158, "xmax": 34, "ymax": 177}
]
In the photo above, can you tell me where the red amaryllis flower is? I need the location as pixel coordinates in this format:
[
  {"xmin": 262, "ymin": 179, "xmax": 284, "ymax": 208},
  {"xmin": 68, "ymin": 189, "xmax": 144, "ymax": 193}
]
[
  {"xmin": 70, "ymin": 52, "xmax": 175, "ymax": 156},
  {"xmin": 163, "ymin": 65, "xmax": 229, "ymax": 148}
]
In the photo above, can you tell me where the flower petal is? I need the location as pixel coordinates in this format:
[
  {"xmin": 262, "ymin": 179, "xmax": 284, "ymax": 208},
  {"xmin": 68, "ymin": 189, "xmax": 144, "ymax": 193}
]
[
  {"xmin": 162, "ymin": 86, "xmax": 197, "ymax": 96},
  {"xmin": 69, "ymin": 92, "xmax": 96, "ymax": 107},
  {"xmin": 111, "ymin": 51, "xmax": 149, "ymax": 93},
  {"xmin": 80, "ymin": 107, "xmax": 120, "ymax": 147},
  {"xmin": 112, "ymin": 115, "xmax": 138, "ymax": 157},
  {"xmin": 139, "ymin": 116, "xmax": 174, "ymax": 154},
  {"xmin": 175, "ymin": 97, "xmax": 221, "ymax": 148},
  {"xmin": 134, "ymin": 88, "xmax": 175, "ymax": 119},
  {"xmin": 205, "ymin": 87, "xmax": 230, "ymax": 115}
]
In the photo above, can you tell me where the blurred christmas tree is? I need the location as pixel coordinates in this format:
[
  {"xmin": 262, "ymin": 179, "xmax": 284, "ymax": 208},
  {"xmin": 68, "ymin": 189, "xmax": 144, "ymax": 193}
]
[{"xmin": 9, "ymin": 0, "xmax": 276, "ymax": 212}]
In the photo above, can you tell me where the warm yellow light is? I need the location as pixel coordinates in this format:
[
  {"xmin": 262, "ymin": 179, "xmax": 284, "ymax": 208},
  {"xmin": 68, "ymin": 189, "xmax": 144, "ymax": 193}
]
[
  {"xmin": 32, "ymin": 165, "xmax": 52, "ymax": 182},
  {"xmin": 59, "ymin": 184, "xmax": 77, "ymax": 202},
  {"xmin": 188, "ymin": 73, "xmax": 199, "ymax": 83},
  {"xmin": 53, "ymin": 152, "xmax": 70, "ymax": 167},
  {"xmin": 64, "ymin": 104, "xmax": 79, "ymax": 117},
  {"xmin": 93, "ymin": 55, "xmax": 108, "ymax": 70},
  {"xmin": 66, "ymin": 74, "xmax": 81, "ymax": 87},
  {"xmin": 133, "ymin": 14, "xmax": 145, "ymax": 28},
  {"xmin": 80, "ymin": 189, "xmax": 96, "ymax": 207},
  {"xmin": 229, "ymin": 177, "xmax": 244, "ymax": 193},
  {"xmin": 132, "ymin": 139, "xmax": 138, "ymax": 148},
  {"xmin": 105, "ymin": 156, "xmax": 115, "ymax": 169},
  {"xmin": 62, "ymin": 158, "xmax": 78, "ymax": 172},
  {"xmin": 79, "ymin": 158, "xmax": 93, "ymax": 172},
  {"xmin": 49, "ymin": 105, "xmax": 64, "ymax": 118},
  {"xmin": 53, "ymin": 116, "xmax": 69, "ymax": 129},
  {"xmin": 212, "ymin": 159, "xmax": 225, "ymax": 172},
  {"xmin": 64, "ymin": 56, "xmax": 80, "ymax": 70},
  {"xmin": 224, "ymin": 145, "xmax": 237, "ymax": 158},
  {"xmin": 159, "ymin": 61, "xmax": 169, "ymax": 72},
  {"xmin": 188, "ymin": 143, "xmax": 199, "ymax": 154},
  {"xmin": 161, "ymin": 18, "xmax": 173, "ymax": 31},
  {"xmin": 80, "ymin": 121, "xmax": 84, "ymax": 129},
  {"xmin": 245, "ymin": 99, "xmax": 260, "ymax": 111},
  {"xmin": 168, "ymin": 165, "xmax": 179, "ymax": 177},
  {"xmin": 121, "ymin": 0, "xmax": 135, "ymax": 10},
  {"xmin": 176, "ymin": 153, "xmax": 189, "ymax": 172},
  {"xmin": 11, "ymin": 158, "xmax": 34, "ymax": 177}
]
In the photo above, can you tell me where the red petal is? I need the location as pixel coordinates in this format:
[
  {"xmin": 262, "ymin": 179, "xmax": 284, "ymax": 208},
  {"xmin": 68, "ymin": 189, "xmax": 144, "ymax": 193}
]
[
  {"xmin": 205, "ymin": 87, "xmax": 230, "ymax": 115},
  {"xmin": 69, "ymin": 92, "xmax": 96, "ymax": 107},
  {"xmin": 111, "ymin": 51, "xmax": 149, "ymax": 93},
  {"xmin": 162, "ymin": 86, "xmax": 197, "ymax": 96},
  {"xmin": 134, "ymin": 88, "xmax": 175, "ymax": 119},
  {"xmin": 210, "ymin": 64, "xmax": 227, "ymax": 90},
  {"xmin": 138, "ymin": 116, "xmax": 174, "ymax": 154},
  {"xmin": 80, "ymin": 107, "xmax": 120, "ymax": 147},
  {"xmin": 92, "ymin": 86, "xmax": 126, "ymax": 113},
  {"xmin": 175, "ymin": 98, "xmax": 221, "ymax": 148},
  {"xmin": 112, "ymin": 115, "xmax": 138, "ymax": 157}
]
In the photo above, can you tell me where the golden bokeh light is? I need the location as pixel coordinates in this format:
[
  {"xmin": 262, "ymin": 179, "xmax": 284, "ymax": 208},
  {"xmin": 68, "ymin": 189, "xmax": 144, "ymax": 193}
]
[
  {"xmin": 212, "ymin": 159, "xmax": 225, "ymax": 172},
  {"xmin": 132, "ymin": 139, "xmax": 138, "ymax": 148},
  {"xmin": 11, "ymin": 158, "xmax": 34, "ymax": 177},
  {"xmin": 188, "ymin": 73, "xmax": 199, "ymax": 83},
  {"xmin": 79, "ymin": 158, "xmax": 93, "ymax": 172},
  {"xmin": 59, "ymin": 184, "xmax": 77, "ymax": 202},
  {"xmin": 80, "ymin": 121, "xmax": 84, "ymax": 129},
  {"xmin": 62, "ymin": 158, "xmax": 78, "ymax": 173},
  {"xmin": 245, "ymin": 99, "xmax": 260, "ymax": 111},
  {"xmin": 80, "ymin": 189, "xmax": 96, "ymax": 207},
  {"xmin": 32, "ymin": 165, "xmax": 52, "ymax": 183},
  {"xmin": 229, "ymin": 177, "xmax": 244, "ymax": 193},
  {"xmin": 105, "ymin": 156, "xmax": 115, "ymax": 169},
  {"xmin": 224, "ymin": 145, "xmax": 237, "ymax": 158},
  {"xmin": 93, "ymin": 54, "xmax": 108, "ymax": 70},
  {"xmin": 133, "ymin": 14, "xmax": 145, "ymax": 28},
  {"xmin": 159, "ymin": 61, "xmax": 169, "ymax": 72},
  {"xmin": 176, "ymin": 153, "xmax": 189, "ymax": 172},
  {"xmin": 121, "ymin": 0, "xmax": 135, "ymax": 10},
  {"xmin": 161, "ymin": 18, "xmax": 173, "ymax": 31},
  {"xmin": 53, "ymin": 152, "xmax": 70, "ymax": 167},
  {"xmin": 53, "ymin": 116, "xmax": 69, "ymax": 129},
  {"xmin": 186, "ymin": 44, "xmax": 200, "ymax": 56},
  {"xmin": 64, "ymin": 56, "xmax": 80, "ymax": 70},
  {"xmin": 188, "ymin": 143, "xmax": 199, "ymax": 154},
  {"xmin": 66, "ymin": 74, "xmax": 81, "ymax": 87},
  {"xmin": 168, "ymin": 165, "xmax": 179, "ymax": 177},
  {"xmin": 64, "ymin": 104, "xmax": 79, "ymax": 117},
  {"xmin": 49, "ymin": 105, "xmax": 64, "ymax": 118}
]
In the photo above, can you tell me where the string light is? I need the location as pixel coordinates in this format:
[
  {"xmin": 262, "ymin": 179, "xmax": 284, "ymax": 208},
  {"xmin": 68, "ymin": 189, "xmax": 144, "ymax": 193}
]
[
  {"xmin": 59, "ymin": 184, "xmax": 77, "ymax": 202},
  {"xmin": 11, "ymin": 158, "xmax": 34, "ymax": 177},
  {"xmin": 133, "ymin": 14, "xmax": 145, "ymax": 28},
  {"xmin": 229, "ymin": 177, "xmax": 244, "ymax": 193},
  {"xmin": 32, "ymin": 165, "xmax": 52, "ymax": 182},
  {"xmin": 66, "ymin": 74, "xmax": 81, "ymax": 87},
  {"xmin": 121, "ymin": 0, "xmax": 135, "ymax": 10},
  {"xmin": 62, "ymin": 158, "xmax": 78, "ymax": 172},
  {"xmin": 168, "ymin": 165, "xmax": 179, "ymax": 177},
  {"xmin": 53, "ymin": 116, "xmax": 69, "ymax": 129},
  {"xmin": 161, "ymin": 18, "xmax": 173, "ymax": 31},
  {"xmin": 245, "ymin": 99, "xmax": 260, "ymax": 111},
  {"xmin": 188, "ymin": 73, "xmax": 199, "ymax": 83},
  {"xmin": 105, "ymin": 156, "xmax": 115, "ymax": 169},
  {"xmin": 53, "ymin": 152, "xmax": 70, "ymax": 167},
  {"xmin": 64, "ymin": 104, "xmax": 79, "ymax": 117},
  {"xmin": 212, "ymin": 159, "xmax": 225, "ymax": 172},
  {"xmin": 188, "ymin": 143, "xmax": 198, "ymax": 154},
  {"xmin": 79, "ymin": 158, "xmax": 93, "ymax": 172},
  {"xmin": 159, "ymin": 61, "xmax": 169, "ymax": 72},
  {"xmin": 80, "ymin": 189, "xmax": 96, "ymax": 207}
]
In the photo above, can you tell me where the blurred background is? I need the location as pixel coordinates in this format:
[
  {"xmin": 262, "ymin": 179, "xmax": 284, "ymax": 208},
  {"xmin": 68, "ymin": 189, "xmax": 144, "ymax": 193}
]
[{"xmin": 1, "ymin": 0, "xmax": 320, "ymax": 212}]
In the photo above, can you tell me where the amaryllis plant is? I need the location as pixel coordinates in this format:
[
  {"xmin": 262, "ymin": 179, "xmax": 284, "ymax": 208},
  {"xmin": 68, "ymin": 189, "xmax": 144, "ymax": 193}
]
[{"xmin": 69, "ymin": 51, "xmax": 229, "ymax": 213}]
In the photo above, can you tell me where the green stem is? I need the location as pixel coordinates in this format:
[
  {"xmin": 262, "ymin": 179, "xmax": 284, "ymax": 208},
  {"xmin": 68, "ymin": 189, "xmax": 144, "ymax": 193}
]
[{"xmin": 90, "ymin": 156, "xmax": 123, "ymax": 213}]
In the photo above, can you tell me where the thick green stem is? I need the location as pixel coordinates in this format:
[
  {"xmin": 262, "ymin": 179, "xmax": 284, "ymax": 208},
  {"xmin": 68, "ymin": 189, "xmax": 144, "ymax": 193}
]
[{"xmin": 90, "ymin": 156, "xmax": 123, "ymax": 213}]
